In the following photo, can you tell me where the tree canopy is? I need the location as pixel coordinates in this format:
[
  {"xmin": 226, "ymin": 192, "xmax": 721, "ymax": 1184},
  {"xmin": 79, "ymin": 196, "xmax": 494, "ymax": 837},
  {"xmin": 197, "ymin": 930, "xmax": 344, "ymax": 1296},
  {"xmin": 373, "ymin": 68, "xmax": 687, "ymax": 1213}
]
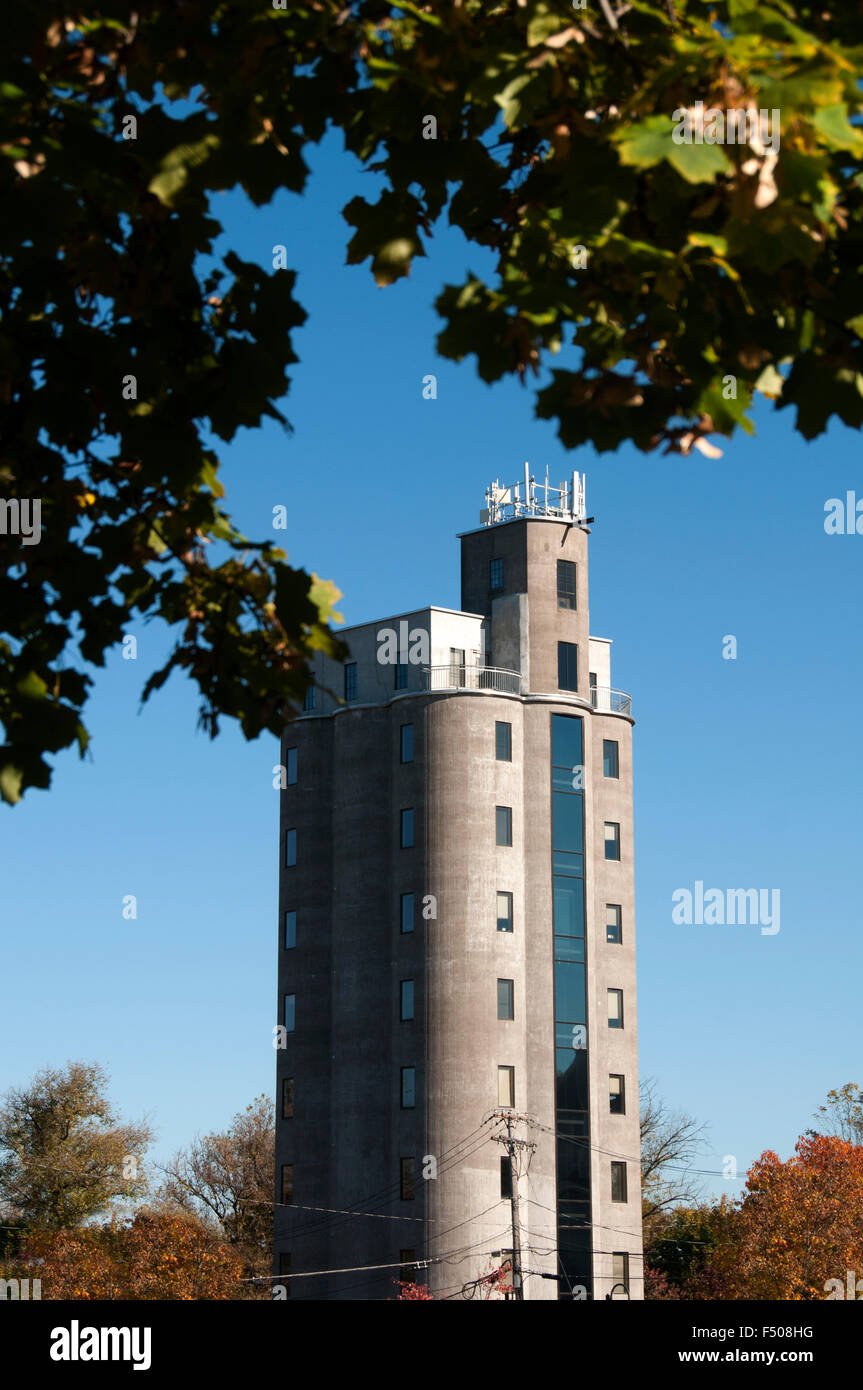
[{"xmin": 4, "ymin": 0, "xmax": 862, "ymax": 801}]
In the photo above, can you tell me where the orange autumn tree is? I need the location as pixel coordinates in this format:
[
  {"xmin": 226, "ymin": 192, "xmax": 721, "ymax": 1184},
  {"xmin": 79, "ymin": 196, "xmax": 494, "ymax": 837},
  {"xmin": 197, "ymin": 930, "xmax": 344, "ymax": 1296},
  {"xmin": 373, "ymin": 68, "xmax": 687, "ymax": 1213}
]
[
  {"xmin": 706, "ymin": 1135, "xmax": 863, "ymax": 1300},
  {"xmin": 22, "ymin": 1213, "xmax": 246, "ymax": 1300}
]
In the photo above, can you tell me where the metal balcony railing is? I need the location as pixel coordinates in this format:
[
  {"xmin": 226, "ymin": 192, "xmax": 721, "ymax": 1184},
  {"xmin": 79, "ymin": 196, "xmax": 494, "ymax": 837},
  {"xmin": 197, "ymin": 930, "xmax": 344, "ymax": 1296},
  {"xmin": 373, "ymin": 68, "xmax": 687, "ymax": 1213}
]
[
  {"xmin": 423, "ymin": 665, "xmax": 522, "ymax": 695},
  {"xmin": 590, "ymin": 685, "xmax": 632, "ymax": 716}
]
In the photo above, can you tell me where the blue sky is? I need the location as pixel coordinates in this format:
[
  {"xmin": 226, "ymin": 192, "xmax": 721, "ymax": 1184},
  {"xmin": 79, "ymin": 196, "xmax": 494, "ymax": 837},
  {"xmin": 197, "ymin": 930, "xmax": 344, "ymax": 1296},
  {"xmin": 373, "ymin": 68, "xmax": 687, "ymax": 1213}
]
[{"xmin": 2, "ymin": 130, "xmax": 860, "ymax": 1206}]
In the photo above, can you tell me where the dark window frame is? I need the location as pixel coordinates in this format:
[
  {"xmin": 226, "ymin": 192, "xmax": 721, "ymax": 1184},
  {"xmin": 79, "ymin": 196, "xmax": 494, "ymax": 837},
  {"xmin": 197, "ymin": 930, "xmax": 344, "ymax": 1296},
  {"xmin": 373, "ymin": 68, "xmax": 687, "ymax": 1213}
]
[
  {"xmin": 611, "ymin": 1161, "xmax": 628, "ymax": 1204},
  {"xmin": 401, "ymin": 1066, "xmax": 416, "ymax": 1109},
  {"xmin": 401, "ymin": 808, "xmax": 415, "ymax": 848},
  {"xmin": 497, "ymin": 978, "xmax": 515, "ymax": 1020},
  {"xmin": 557, "ymin": 559, "xmax": 577, "ymax": 610},
  {"xmin": 609, "ymin": 1074, "xmax": 625, "ymax": 1115},
  {"xmin": 400, "ymin": 723, "xmax": 414, "ymax": 764},
  {"xmin": 496, "ymin": 805, "xmax": 513, "ymax": 847},
  {"xmin": 400, "ymin": 979, "xmax": 415, "ymax": 1022},
  {"xmin": 603, "ymin": 739, "xmax": 619, "ymax": 779},
  {"xmin": 557, "ymin": 641, "xmax": 578, "ymax": 692},
  {"xmin": 282, "ymin": 1076, "xmax": 294, "ymax": 1119},
  {"xmin": 344, "ymin": 661, "xmax": 358, "ymax": 702},
  {"xmin": 495, "ymin": 721, "xmax": 512, "ymax": 762},
  {"xmin": 489, "ymin": 557, "xmax": 504, "ymax": 593}
]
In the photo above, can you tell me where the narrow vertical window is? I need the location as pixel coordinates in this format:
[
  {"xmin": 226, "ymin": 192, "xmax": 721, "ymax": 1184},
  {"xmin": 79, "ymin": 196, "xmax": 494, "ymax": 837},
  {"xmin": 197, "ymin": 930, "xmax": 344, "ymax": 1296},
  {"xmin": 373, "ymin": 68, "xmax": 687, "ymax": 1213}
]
[
  {"xmin": 604, "ymin": 822, "xmax": 620, "ymax": 861},
  {"xmin": 400, "ymin": 980, "xmax": 415, "ymax": 1022},
  {"xmin": 603, "ymin": 739, "xmax": 619, "ymax": 778},
  {"xmin": 608, "ymin": 989, "xmax": 623, "ymax": 1029},
  {"xmin": 611, "ymin": 1161, "xmax": 628, "ymax": 1203},
  {"xmin": 400, "ymin": 1158, "xmax": 416, "ymax": 1201},
  {"xmin": 285, "ymin": 747, "xmax": 298, "ymax": 785},
  {"xmin": 284, "ymin": 910, "xmax": 297, "ymax": 950},
  {"xmin": 284, "ymin": 828, "xmax": 297, "ymax": 867},
  {"xmin": 282, "ymin": 1077, "xmax": 294, "ymax": 1119},
  {"xmin": 557, "ymin": 559, "xmax": 577, "ymax": 610},
  {"xmin": 400, "ymin": 893, "xmax": 415, "ymax": 934},
  {"xmin": 449, "ymin": 647, "xmax": 466, "ymax": 687},
  {"xmin": 278, "ymin": 1252, "xmax": 291, "ymax": 1297},
  {"xmin": 609, "ymin": 1075, "xmax": 625, "ymax": 1115},
  {"xmin": 489, "ymin": 557, "xmax": 504, "ymax": 592},
  {"xmin": 401, "ymin": 1066, "xmax": 416, "ymax": 1109},
  {"xmin": 606, "ymin": 904, "xmax": 622, "ymax": 944},
  {"xmin": 496, "ymin": 891, "xmax": 513, "ymax": 933},
  {"xmin": 495, "ymin": 721, "xmax": 512, "ymax": 761},
  {"xmin": 500, "ymin": 1155, "xmax": 513, "ymax": 1200},
  {"xmin": 284, "ymin": 994, "xmax": 296, "ymax": 1032},
  {"xmin": 281, "ymin": 1163, "xmax": 294, "ymax": 1206},
  {"xmin": 612, "ymin": 1253, "xmax": 630, "ymax": 1290},
  {"xmin": 495, "ymin": 806, "xmax": 512, "ymax": 846},
  {"xmin": 497, "ymin": 979, "xmax": 514, "ymax": 1020},
  {"xmin": 395, "ymin": 662, "xmax": 409, "ymax": 691},
  {"xmin": 400, "ymin": 808, "xmax": 414, "ymax": 848},
  {"xmin": 344, "ymin": 661, "xmax": 358, "ymax": 702},
  {"xmin": 303, "ymin": 684, "xmax": 316, "ymax": 712},
  {"xmin": 400, "ymin": 724, "xmax": 414, "ymax": 763},
  {"xmin": 497, "ymin": 1065, "xmax": 515, "ymax": 1108},
  {"xmin": 558, "ymin": 641, "xmax": 578, "ymax": 692},
  {"xmin": 399, "ymin": 1249, "xmax": 417, "ymax": 1284}
]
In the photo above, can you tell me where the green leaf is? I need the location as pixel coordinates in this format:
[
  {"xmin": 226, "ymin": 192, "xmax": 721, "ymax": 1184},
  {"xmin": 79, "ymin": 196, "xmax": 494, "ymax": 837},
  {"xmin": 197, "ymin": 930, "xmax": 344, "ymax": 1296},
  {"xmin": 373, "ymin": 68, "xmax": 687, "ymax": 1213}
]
[
  {"xmin": 812, "ymin": 104, "xmax": 863, "ymax": 156},
  {"xmin": 148, "ymin": 135, "xmax": 221, "ymax": 207}
]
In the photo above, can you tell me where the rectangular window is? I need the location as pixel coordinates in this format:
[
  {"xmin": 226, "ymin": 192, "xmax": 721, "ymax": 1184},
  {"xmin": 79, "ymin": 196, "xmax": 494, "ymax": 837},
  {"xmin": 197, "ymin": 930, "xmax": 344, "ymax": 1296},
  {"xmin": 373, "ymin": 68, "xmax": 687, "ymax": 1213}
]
[
  {"xmin": 344, "ymin": 661, "xmax": 358, "ymax": 702},
  {"xmin": 400, "ymin": 979, "xmax": 415, "ymax": 1022},
  {"xmin": 278, "ymin": 1251, "xmax": 291, "ymax": 1297},
  {"xmin": 603, "ymin": 739, "xmax": 619, "ymax": 778},
  {"xmin": 497, "ymin": 979, "xmax": 514, "ymax": 1020},
  {"xmin": 609, "ymin": 1074, "xmax": 625, "ymax": 1115},
  {"xmin": 500, "ymin": 1155, "xmax": 513, "ymax": 1200},
  {"xmin": 608, "ymin": 988, "xmax": 624, "ymax": 1029},
  {"xmin": 285, "ymin": 747, "xmax": 297, "ymax": 785},
  {"xmin": 282, "ymin": 1077, "xmax": 294, "ymax": 1120},
  {"xmin": 557, "ymin": 641, "xmax": 578, "ymax": 692},
  {"xmin": 612, "ymin": 1253, "xmax": 630, "ymax": 1289},
  {"xmin": 496, "ymin": 891, "xmax": 513, "ymax": 933},
  {"xmin": 611, "ymin": 1161, "xmax": 628, "ymax": 1203},
  {"xmin": 303, "ymin": 684, "xmax": 316, "ymax": 712},
  {"xmin": 489, "ymin": 557, "xmax": 504, "ymax": 592},
  {"xmin": 400, "ymin": 1158, "xmax": 415, "ymax": 1202},
  {"xmin": 280, "ymin": 1163, "xmax": 294, "ymax": 1206},
  {"xmin": 495, "ymin": 805, "xmax": 512, "ymax": 846},
  {"xmin": 604, "ymin": 822, "xmax": 620, "ymax": 861},
  {"xmin": 284, "ymin": 910, "xmax": 297, "ymax": 950},
  {"xmin": 557, "ymin": 559, "xmax": 577, "ymax": 610},
  {"xmin": 400, "ymin": 893, "xmax": 415, "ymax": 934},
  {"xmin": 401, "ymin": 1066, "xmax": 416, "ymax": 1109},
  {"xmin": 284, "ymin": 828, "xmax": 297, "ymax": 867},
  {"xmin": 497, "ymin": 1065, "xmax": 515, "ymax": 1108},
  {"xmin": 400, "ymin": 808, "xmax": 414, "ymax": 848},
  {"xmin": 284, "ymin": 994, "xmax": 296, "ymax": 1033},
  {"xmin": 395, "ymin": 662, "xmax": 409, "ymax": 691},
  {"xmin": 495, "ymin": 721, "xmax": 512, "ymax": 762},
  {"xmin": 399, "ymin": 1249, "xmax": 417, "ymax": 1284},
  {"xmin": 606, "ymin": 904, "xmax": 622, "ymax": 944},
  {"xmin": 400, "ymin": 724, "xmax": 414, "ymax": 764},
  {"xmin": 449, "ymin": 647, "xmax": 465, "ymax": 687}
]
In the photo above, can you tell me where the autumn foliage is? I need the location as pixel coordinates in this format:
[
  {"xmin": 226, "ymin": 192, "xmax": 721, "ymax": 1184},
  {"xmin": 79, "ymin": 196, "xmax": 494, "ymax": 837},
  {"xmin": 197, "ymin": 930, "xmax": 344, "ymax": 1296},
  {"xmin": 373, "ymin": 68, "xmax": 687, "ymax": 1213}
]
[{"xmin": 19, "ymin": 1214, "xmax": 247, "ymax": 1300}]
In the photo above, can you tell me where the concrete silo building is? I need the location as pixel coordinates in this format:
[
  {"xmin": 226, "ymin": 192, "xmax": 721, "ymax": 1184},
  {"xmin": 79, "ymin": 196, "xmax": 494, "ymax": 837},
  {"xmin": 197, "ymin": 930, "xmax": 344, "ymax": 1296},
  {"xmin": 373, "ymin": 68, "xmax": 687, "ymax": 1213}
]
[{"xmin": 274, "ymin": 469, "xmax": 642, "ymax": 1300}]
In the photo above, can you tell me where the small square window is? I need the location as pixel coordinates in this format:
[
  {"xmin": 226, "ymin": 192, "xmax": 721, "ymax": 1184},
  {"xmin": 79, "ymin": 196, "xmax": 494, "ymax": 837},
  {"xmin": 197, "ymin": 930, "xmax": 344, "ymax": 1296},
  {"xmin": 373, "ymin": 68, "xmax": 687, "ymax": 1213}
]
[
  {"xmin": 606, "ymin": 904, "xmax": 622, "ymax": 944},
  {"xmin": 490, "ymin": 558, "xmax": 504, "ymax": 592},
  {"xmin": 303, "ymin": 684, "xmax": 316, "ymax": 713},
  {"xmin": 344, "ymin": 662, "xmax": 358, "ymax": 702},
  {"xmin": 400, "ymin": 724, "xmax": 414, "ymax": 764},
  {"xmin": 285, "ymin": 747, "xmax": 297, "ymax": 785},
  {"xmin": 284, "ymin": 828, "xmax": 297, "ymax": 867},
  {"xmin": 400, "ymin": 980, "xmax": 415, "ymax": 1022},
  {"xmin": 400, "ymin": 1157, "xmax": 415, "ymax": 1201},
  {"xmin": 282, "ymin": 1077, "xmax": 294, "ymax": 1119},
  {"xmin": 603, "ymin": 739, "xmax": 619, "ymax": 779},
  {"xmin": 558, "ymin": 641, "xmax": 578, "ymax": 692},
  {"xmin": 500, "ymin": 1155, "xmax": 513, "ymax": 1200},
  {"xmin": 497, "ymin": 891, "xmax": 513, "ymax": 933},
  {"xmin": 496, "ymin": 806, "xmax": 512, "ymax": 846},
  {"xmin": 608, "ymin": 988, "xmax": 623, "ymax": 1029},
  {"xmin": 284, "ymin": 994, "xmax": 296, "ymax": 1033},
  {"xmin": 611, "ymin": 1161, "xmax": 628, "ymax": 1203},
  {"xmin": 497, "ymin": 979, "xmax": 514, "ymax": 1020},
  {"xmin": 495, "ymin": 721, "xmax": 512, "ymax": 761},
  {"xmin": 557, "ymin": 559, "xmax": 576, "ymax": 610},
  {"xmin": 604, "ymin": 822, "xmax": 620, "ymax": 861},
  {"xmin": 401, "ymin": 808, "xmax": 415, "ymax": 849},
  {"xmin": 281, "ymin": 1163, "xmax": 294, "ymax": 1206},
  {"xmin": 401, "ymin": 1066, "xmax": 416, "ymax": 1109},
  {"xmin": 284, "ymin": 910, "xmax": 297, "ymax": 950},
  {"xmin": 395, "ymin": 662, "xmax": 409, "ymax": 691},
  {"xmin": 400, "ymin": 893, "xmax": 415, "ymax": 934},
  {"xmin": 498, "ymin": 1065, "xmax": 515, "ymax": 1108},
  {"xmin": 609, "ymin": 1074, "xmax": 625, "ymax": 1115}
]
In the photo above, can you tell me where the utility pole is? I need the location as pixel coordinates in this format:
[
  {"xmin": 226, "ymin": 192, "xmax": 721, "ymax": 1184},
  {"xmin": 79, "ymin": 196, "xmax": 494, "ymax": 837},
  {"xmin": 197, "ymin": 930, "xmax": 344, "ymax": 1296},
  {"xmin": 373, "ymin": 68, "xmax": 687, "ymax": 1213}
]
[{"xmin": 493, "ymin": 1111, "xmax": 535, "ymax": 1301}]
